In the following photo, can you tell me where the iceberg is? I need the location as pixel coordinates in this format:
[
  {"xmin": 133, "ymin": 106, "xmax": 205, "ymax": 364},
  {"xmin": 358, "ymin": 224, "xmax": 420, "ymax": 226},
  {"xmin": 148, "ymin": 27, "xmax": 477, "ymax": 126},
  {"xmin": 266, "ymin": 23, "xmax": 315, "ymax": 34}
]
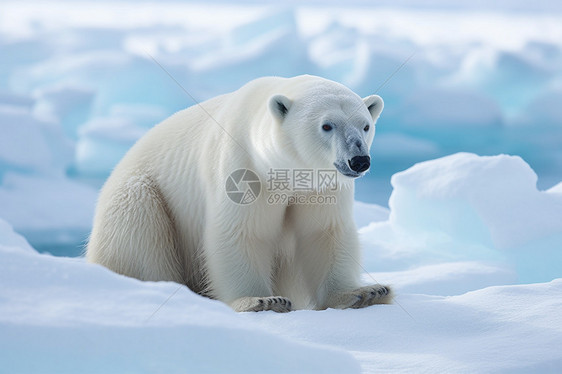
[{"xmin": 362, "ymin": 152, "xmax": 562, "ymax": 283}]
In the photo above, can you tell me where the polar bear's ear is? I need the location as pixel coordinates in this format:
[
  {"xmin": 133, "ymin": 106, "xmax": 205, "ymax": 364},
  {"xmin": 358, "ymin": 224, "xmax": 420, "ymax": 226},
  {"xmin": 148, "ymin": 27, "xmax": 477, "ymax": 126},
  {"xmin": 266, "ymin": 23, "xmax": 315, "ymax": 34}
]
[
  {"xmin": 363, "ymin": 95, "xmax": 384, "ymax": 121},
  {"xmin": 269, "ymin": 95, "xmax": 292, "ymax": 122}
]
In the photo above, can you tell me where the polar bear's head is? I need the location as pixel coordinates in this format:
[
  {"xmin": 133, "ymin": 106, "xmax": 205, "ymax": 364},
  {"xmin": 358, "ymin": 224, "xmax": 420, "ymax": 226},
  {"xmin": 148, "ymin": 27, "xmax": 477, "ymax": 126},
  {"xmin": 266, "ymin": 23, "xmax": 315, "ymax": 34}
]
[{"xmin": 268, "ymin": 79, "xmax": 383, "ymax": 182}]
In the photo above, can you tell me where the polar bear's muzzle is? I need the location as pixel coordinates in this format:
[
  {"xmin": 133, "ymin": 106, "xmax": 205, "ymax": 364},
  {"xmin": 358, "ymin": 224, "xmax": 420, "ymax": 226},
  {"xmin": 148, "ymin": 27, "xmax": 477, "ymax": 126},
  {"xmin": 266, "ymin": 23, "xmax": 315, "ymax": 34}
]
[
  {"xmin": 332, "ymin": 124, "xmax": 372, "ymax": 178},
  {"xmin": 333, "ymin": 156, "xmax": 370, "ymax": 178}
]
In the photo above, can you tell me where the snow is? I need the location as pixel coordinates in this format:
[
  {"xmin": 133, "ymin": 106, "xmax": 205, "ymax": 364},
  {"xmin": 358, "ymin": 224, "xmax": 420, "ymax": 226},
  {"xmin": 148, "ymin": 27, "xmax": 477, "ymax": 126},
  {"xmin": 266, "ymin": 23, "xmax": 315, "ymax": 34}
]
[
  {"xmin": 353, "ymin": 200, "xmax": 389, "ymax": 229},
  {"xmin": 362, "ymin": 153, "xmax": 562, "ymax": 284},
  {"xmin": 549, "ymin": 182, "xmax": 562, "ymax": 194},
  {"xmin": 389, "ymin": 153, "xmax": 562, "ymax": 249},
  {"xmin": 1, "ymin": 1, "xmax": 562, "ymax": 373},
  {"xmin": 33, "ymin": 85, "xmax": 95, "ymax": 139},
  {"xmin": 2, "ymin": 153, "xmax": 562, "ymax": 372},
  {"xmin": 248, "ymin": 281, "xmax": 562, "ymax": 373},
  {"xmin": 0, "ymin": 217, "xmax": 34, "ymax": 253},
  {"xmin": 0, "ymin": 173, "xmax": 96, "ymax": 231},
  {"xmin": 76, "ymin": 116, "xmax": 149, "ymax": 176},
  {"xmin": 0, "ymin": 225, "xmax": 360, "ymax": 374},
  {"xmin": 0, "ymin": 104, "xmax": 72, "ymax": 178},
  {"xmin": 366, "ymin": 261, "xmax": 517, "ymax": 296},
  {"xmin": 0, "ymin": 173, "xmax": 97, "ymax": 256},
  {"xmin": 1, "ymin": 216, "xmax": 560, "ymax": 373}
]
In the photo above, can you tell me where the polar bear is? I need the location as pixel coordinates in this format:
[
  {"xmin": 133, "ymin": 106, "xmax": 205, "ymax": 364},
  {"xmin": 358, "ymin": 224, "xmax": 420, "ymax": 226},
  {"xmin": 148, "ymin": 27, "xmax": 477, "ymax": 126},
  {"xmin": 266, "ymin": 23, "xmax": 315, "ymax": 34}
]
[{"xmin": 86, "ymin": 75, "xmax": 391, "ymax": 312}]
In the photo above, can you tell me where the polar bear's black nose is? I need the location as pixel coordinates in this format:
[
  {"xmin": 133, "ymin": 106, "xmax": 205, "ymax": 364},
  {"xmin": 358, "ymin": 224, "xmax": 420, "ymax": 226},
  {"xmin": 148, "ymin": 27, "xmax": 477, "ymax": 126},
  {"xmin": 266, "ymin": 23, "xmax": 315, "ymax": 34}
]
[{"xmin": 349, "ymin": 156, "xmax": 370, "ymax": 173}]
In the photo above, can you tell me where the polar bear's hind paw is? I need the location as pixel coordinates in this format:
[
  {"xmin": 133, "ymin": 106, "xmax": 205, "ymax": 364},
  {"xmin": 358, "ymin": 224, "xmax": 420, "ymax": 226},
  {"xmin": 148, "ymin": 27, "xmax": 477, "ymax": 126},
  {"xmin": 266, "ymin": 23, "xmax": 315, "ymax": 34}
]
[{"xmin": 231, "ymin": 296, "xmax": 293, "ymax": 313}]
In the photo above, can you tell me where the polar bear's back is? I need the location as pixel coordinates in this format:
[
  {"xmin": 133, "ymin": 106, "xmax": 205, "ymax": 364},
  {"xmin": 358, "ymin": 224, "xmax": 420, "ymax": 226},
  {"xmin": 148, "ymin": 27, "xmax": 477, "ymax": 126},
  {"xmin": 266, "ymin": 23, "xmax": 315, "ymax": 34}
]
[{"xmin": 91, "ymin": 77, "xmax": 289, "ymax": 280}]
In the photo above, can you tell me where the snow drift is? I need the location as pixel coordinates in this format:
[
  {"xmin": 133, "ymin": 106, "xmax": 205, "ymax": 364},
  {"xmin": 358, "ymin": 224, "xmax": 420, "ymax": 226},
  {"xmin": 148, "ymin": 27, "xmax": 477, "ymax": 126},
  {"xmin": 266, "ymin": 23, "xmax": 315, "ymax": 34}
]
[
  {"xmin": 1, "ymin": 206, "xmax": 561, "ymax": 373},
  {"xmin": 362, "ymin": 152, "xmax": 562, "ymax": 284},
  {"xmin": 0, "ymin": 218, "xmax": 360, "ymax": 374}
]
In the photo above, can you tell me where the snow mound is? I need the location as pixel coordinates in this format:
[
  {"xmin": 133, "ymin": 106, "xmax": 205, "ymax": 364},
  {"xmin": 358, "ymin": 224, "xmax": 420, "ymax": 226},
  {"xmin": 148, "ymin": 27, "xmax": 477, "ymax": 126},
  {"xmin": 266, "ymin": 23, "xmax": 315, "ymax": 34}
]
[
  {"xmin": 0, "ymin": 173, "xmax": 97, "ymax": 256},
  {"xmin": 1, "ymin": 215, "xmax": 560, "ymax": 373},
  {"xmin": 33, "ymin": 84, "xmax": 95, "ymax": 139},
  {"xmin": 367, "ymin": 261, "xmax": 516, "ymax": 296},
  {"xmin": 0, "ymin": 228, "xmax": 359, "ymax": 374},
  {"xmin": 0, "ymin": 173, "xmax": 97, "ymax": 232},
  {"xmin": 76, "ymin": 116, "xmax": 148, "ymax": 176},
  {"xmin": 0, "ymin": 217, "xmax": 34, "ymax": 253},
  {"xmin": 362, "ymin": 153, "xmax": 562, "ymax": 284},
  {"xmin": 353, "ymin": 200, "xmax": 389, "ymax": 229},
  {"xmin": 390, "ymin": 152, "xmax": 562, "ymax": 248},
  {"xmin": 248, "ymin": 279, "xmax": 562, "ymax": 373},
  {"xmin": 0, "ymin": 104, "xmax": 73, "ymax": 179},
  {"xmin": 548, "ymin": 182, "xmax": 562, "ymax": 194}
]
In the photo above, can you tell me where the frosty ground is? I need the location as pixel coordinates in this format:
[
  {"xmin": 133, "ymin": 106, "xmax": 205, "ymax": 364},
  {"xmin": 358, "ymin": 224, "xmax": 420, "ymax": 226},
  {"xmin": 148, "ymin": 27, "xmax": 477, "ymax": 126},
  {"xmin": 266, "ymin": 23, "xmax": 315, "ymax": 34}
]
[{"xmin": 1, "ymin": 1, "xmax": 562, "ymax": 373}]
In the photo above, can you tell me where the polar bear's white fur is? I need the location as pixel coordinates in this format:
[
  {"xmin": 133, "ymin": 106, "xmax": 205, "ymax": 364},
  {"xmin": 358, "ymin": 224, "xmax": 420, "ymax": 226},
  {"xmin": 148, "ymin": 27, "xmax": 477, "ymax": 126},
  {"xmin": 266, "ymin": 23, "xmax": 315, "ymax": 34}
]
[{"xmin": 87, "ymin": 75, "xmax": 391, "ymax": 312}]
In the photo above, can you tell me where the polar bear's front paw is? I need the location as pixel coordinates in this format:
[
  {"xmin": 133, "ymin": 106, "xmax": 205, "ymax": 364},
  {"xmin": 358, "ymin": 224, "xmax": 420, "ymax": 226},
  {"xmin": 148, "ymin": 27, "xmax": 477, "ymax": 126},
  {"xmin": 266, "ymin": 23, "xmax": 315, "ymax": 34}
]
[
  {"xmin": 326, "ymin": 284, "xmax": 392, "ymax": 309},
  {"xmin": 350, "ymin": 284, "xmax": 392, "ymax": 309},
  {"xmin": 230, "ymin": 296, "xmax": 293, "ymax": 313}
]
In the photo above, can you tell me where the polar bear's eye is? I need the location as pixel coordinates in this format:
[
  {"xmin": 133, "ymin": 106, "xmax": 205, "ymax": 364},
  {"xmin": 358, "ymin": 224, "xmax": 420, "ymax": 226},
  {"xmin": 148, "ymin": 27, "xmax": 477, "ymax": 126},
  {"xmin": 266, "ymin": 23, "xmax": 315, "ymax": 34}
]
[
  {"xmin": 322, "ymin": 124, "xmax": 333, "ymax": 132},
  {"xmin": 364, "ymin": 125, "xmax": 370, "ymax": 132}
]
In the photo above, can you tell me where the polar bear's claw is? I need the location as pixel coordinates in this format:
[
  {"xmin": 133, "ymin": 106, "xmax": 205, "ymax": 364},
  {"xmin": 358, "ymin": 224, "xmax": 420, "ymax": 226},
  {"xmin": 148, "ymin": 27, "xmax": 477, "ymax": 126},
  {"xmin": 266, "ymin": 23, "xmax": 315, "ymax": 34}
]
[
  {"xmin": 231, "ymin": 296, "xmax": 293, "ymax": 313},
  {"xmin": 351, "ymin": 285, "xmax": 392, "ymax": 308},
  {"xmin": 326, "ymin": 284, "xmax": 392, "ymax": 309}
]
